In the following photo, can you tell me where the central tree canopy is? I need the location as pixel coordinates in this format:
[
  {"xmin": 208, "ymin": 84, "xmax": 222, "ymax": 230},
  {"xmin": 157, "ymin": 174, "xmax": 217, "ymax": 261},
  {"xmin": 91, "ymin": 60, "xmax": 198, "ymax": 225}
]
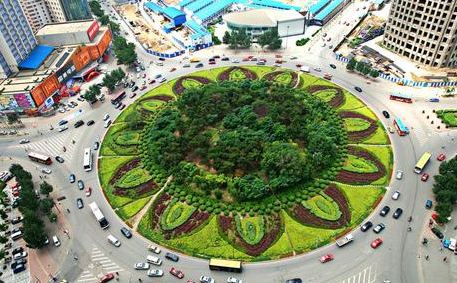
[{"xmin": 143, "ymin": 80, "xmax": 346, "ymax": 201}]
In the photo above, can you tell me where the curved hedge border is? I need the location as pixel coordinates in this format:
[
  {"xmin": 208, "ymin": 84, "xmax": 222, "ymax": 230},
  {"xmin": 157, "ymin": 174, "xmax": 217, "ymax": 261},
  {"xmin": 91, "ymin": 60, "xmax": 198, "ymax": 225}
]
[
  {"xmin": 307, "ymin": 85, "xmax": 345, "ymax": 108},
  {"xmin": 172, "ymin": 76, "xmax": 211, "ymax": 95},
  {"xmin": 263, "ymin": 71, "xmax": 299, "ymax": 88},
  {"xmin": 217, "ymin": 66, "xmax": 258, "ymax": 81},
  {"xmin": 339, "ymin": 111, "xmax": 378, "ymax": 142}
]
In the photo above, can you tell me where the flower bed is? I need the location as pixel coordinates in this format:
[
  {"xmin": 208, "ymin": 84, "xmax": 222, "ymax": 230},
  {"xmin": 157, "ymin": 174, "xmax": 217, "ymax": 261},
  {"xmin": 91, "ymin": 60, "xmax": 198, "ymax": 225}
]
[
  {"xmin": 307, "ymin": 85, "xmax": 345, "ymax": 108},
  {"xmin": 263, "ymin": 71, "xmax": 299, "ymax": 88},
  {"xmin": 235, "ymin": 215, "xmax": 265, "ymax": 245},
  {"xmin": 336, "ymin": 146, "xmax": 386, "ymax": 185},
  {"xmin": 114, "ymin": 167, "xmax": 152, "ymax": 188},
  {"xmin": 160, "ymin": 199, "xmax": 197, "ymax": 231},
  {"xmin": 217, "ymin": 67, "xmax": 258, "ymax": 81},
  {"xmin": 436, "ymin": 109, "xmax": 457, "ymax": 127},
  {"xmin": 339, "ymin": 111, "xmax": 378, "ymax": 142},
  {"xmin": 303, "ymin": 194, "xmax": 342, "ymax": 221},
  {"xmin": 172, "ymin": 76, "xmax": 211, "ymax": 95}
]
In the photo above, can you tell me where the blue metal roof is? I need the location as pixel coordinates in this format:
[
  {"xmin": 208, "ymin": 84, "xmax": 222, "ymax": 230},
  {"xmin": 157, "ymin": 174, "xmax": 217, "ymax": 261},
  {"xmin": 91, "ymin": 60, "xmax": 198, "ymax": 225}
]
[
  {"xmin": 163, "ymin": 7, "xmax": 186, "ymax": 19},
  {"xmin": 18, "ymin": 45, "xmax": 54, "ymax": 70},
  {"xmin": 194, "ymin": 0, "xmax": 233, "ymax": 21},
  {"xmin": 180, "ymin": 0, "xmax": 197, "ymax": 7},
  {"xmin": 308, "ymin": 0, "xmax": 331, "ymax": 15},
  {"xmin": 314, "ymin": 0, "xmax": 344, "ymax": 21},
  {"xmin": 144, "ymin": 2, "xmax": 164, "ymax": 13},
  {"xmin": 186, "ymin": 0, "xmax": 213, "ymax": 12},
  {"xmin": 185, "ymin": 19, "xmax": 209, "ymax": 40},
  {"xmin": 251, "ymin": 0, "xmax": 300, "ymax": 11}
]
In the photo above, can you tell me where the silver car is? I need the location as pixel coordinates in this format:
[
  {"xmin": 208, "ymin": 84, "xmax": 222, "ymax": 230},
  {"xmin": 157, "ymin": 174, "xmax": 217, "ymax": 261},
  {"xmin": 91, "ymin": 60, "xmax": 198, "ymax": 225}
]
[
  {"xmin": 134, "ymin": 262, "xmax": 150, "ymax": 270},
  {"xmin": 391, "ymin": 191, "xmax": 400, "ymax": 200},
  {"xmin": 147, "ymin": 269, "xmax": 163, "ymax": 277},
  {"xmin": 395, "ymin": 170, "xmax": 404, "ymax": 180}
]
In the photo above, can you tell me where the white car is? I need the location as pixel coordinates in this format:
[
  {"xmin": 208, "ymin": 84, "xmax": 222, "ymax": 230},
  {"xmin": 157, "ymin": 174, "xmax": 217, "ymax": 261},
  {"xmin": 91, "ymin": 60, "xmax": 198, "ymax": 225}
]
[
  {"xmin": 395, "ymin": 170, "xmax": 404, "ymax": 180},
  {"xmin": 13, "ymin": 251, "xmax": 27, "ymax": 260},
  {"xmin": 200, "ymin": 276, "xmax": 215, "ymax": 283},
  {"xmin": 19, "ymin": 139, "xmax": 29, "ymax": 144},
  {"xmin": 227, "ymin": 277, "xmax": 243, "ymax": 283},
  {"xmin": 58, "ymin": 126, "xmax": 68, "ymax": 132},
  {"xmin": 289, "ymin": 56, "xmax": 298, "ymax": 60},
  {"xmin": 313, "ymin": 67, "xmax": 322, "ymax": 72},
  {"xmin": 41, "ymin": 168, "xmax": 52, "ymax": 174},
  {"xmin": 103, "ymin": 113, "xmax": 110, "ymax": 121},
  {"xmin": 183, "ymin": 63, "xmax": 190, "ymax": 68},
  {"xmin": 147, "ymin": 245, "xmax": 161, "ymax": 254},
  {"xmin": 231, "ymin": 59, "xmax": 239, "ymax": 63},
  {"xmin": 392, "ymin": 190, "xmax": 400, "ymax": 200},
  {"xmin": 134, "ymin": 262, "xmax": 150, "ymax": 270},
  {"xmin": 58, "ymin": 108, "xmax": 65, "ymax": 113},
  {"xmin": 147, "ymin": 269, "xmax": 164, "ymax": 277}
]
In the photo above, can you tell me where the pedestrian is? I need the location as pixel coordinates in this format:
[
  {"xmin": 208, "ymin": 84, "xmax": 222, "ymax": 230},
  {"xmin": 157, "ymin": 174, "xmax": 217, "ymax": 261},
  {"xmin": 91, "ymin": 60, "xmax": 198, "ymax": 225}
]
[
  {"xmin": 425, "ymin": 255, "xmax": 429, "ymax": 261},
  {"xmin": 440, "ymin": 246, "xmax": 443, "ymax": 251},
  {"xmin": 444, "ymin": 257, "xmax": 447, "ymax": 262}
]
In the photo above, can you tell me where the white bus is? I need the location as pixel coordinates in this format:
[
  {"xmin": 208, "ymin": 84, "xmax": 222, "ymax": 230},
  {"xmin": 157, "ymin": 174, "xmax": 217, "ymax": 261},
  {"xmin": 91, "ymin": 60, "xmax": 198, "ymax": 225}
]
[
  {"xmin": 89, "ymin": 202, "xmax": 110, "ymax": 229},
  {"xmin": 83, "ymin": 148, "xmax": 93, "ymax": 172}
]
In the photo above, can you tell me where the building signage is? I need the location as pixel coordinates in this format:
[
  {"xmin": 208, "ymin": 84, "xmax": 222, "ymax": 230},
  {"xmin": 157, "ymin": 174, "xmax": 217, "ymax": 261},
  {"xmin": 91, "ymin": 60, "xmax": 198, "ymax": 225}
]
[
  {"xmin": 44, "ymin": 96, "xmax": 54, "ymax": 108},
  {"xmin": 87, "ymin": 20, "xmax": 100, "ymax": 42}
]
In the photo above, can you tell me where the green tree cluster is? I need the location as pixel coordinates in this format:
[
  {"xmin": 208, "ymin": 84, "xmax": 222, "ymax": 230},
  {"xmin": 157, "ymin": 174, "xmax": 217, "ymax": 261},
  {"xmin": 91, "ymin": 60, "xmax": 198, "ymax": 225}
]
[
  {"xmin": 257, "ymin": 30, "xmax": 282, "ymax": 50},
  {"xmin": 9, "ymin": 164, "xmax": 48, "ymax": 248},
  {"xmin": 102, "ymin": 67, "xmax": 126, "ymax": 92},
  {"xmin": 346, "ymin": 58, "xmax": 379, "ymax": 78},
  {"xmin": 433, "ymin": 156, "xmax": 457, "ymax": 223},
  {"xmin": 113, "ymin": 37, "xmax": 137, "ymax": 66},
  {"xmin": 89, "ymin": 1, "xmax": 104, "ymax": 17},
  {"xmin": 223, "ymin": 29, "xmax": 251, "ymax": 49}
]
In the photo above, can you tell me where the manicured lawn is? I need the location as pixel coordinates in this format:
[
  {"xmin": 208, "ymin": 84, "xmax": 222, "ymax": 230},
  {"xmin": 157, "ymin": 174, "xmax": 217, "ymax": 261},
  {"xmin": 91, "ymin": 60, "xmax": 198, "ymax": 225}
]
[
  {"xmin": 139, "ymin": 99, "xmax": 165, "ymax": 111},
  {"xmin": 100, "ymin": 123, "xmax": 139, "ymax": 156},
  {"xmin": 160, "ymin": 200, "xmax": 196, "ymax": 230},
  {"xmin": 313, "ymin": 89, "xmax": 338, "ymax": 102},
  {"xmin": 360, "ymin": 122, "xmax": 390, "ymax": 145},
  {"xmin": 273, "ymin": 72, "xmax": 293, "ymax": 85},
  {"xmin": 245, "ymin": 66, "xmax": 277, "ymax": 78},
  {"xmin": 337, "ymin": 91, "xmax": 365, "ymax": 110},
  {"xmin": 182, "ymin": 78, "xmax": 204, "ymax": 89},
  {"xmin": 115, "ymin": 130, "xmax": 141, "ymax": 146},
  {"xmin": 98, "ymin": 156, "xmax": 137, "ymax": 208},
  {"xmin": 261, "ymin": 229, "xmax": 293, "ymax": 259},
  {"xmin": 358, "ymin": 145, "xmax": 393, "ymax": 185},
  {"xmin": 338, "ymin": 184, "xmax": 385, "ymax": 225},
  {"xmin": 303, "ymin": 194, "xmax": 342, "ymax": 221},
  {"xmin": 115, "ymin": 167, "xmax": 152, "ymax": 188},
  {"xmin": 436, "ymin": 109, "xmax": 457, "ymax": 127},
  {"xmin": 235, "ymin": 215, "xmax": 265, "ymax": 245},
  {"xmin": 118, "ymin": 196, "xmax": 151, "ymax": 220},
  {"xmin": 299, "ymin": 73, "xmax": 321, "ymax": 89},
  {"xmin": 342, "ymin": 154, "xmax": 378, "ymax": 173},
  {"xmin": 143, "ymin": 80, "xmax": 176, "ymax": 100},
  {"xmin": 349, "ymin": 106, "xmax": 377, "ymax": 120},
  {"xmin": 344, "ymin": 117, "xmax": 371, "ymax": 132}
]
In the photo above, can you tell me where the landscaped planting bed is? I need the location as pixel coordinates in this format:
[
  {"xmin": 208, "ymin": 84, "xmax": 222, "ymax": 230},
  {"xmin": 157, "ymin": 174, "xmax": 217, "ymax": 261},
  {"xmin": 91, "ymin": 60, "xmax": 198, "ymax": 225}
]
[
  {"xmin": 436, "ymin": 109, "xmax": 457, "ymax": 127},
  {"xmin": 99, "ymin": 66, "xmax": 392, "ymax": 261}
]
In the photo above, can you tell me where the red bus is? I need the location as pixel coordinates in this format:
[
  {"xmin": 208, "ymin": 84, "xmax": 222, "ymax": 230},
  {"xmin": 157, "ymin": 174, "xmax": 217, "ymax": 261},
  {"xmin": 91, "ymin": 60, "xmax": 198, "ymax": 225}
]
[
  {"xmin": 28, "ymin": 152, "xmax": 52, "ymax": 165},
  {"xmin": 390, "ymin": 93, "xmax": 412, "ymax": 103},
  {"xmin": 111, "ymin": 91, "xmax": 126, "ymax": 105}
]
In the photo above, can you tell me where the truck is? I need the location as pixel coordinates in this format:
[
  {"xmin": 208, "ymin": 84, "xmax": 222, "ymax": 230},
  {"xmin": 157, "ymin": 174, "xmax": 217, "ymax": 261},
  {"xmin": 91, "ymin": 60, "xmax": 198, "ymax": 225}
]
[
  {"xmin": 300, "ymin": 66, "xmax": 310, "ymax": 73},
  {"xmin": 336, "ymin": 234, "xmax": 354, "ymax": 247}
]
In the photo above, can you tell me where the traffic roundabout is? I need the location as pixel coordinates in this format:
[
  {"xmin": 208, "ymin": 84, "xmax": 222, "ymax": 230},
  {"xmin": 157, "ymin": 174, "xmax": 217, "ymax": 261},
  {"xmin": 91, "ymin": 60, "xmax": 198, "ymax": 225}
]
[{"xmin": 98, "ymin": 66, "xmax": 393, "ymax": 261}]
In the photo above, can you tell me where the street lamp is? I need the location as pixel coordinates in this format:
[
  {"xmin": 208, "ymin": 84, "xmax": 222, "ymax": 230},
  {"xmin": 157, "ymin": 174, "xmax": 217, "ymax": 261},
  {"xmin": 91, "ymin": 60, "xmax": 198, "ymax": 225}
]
[{"xmin": 285, "ymin": 25, "xmax": 290, "ymax": 49}]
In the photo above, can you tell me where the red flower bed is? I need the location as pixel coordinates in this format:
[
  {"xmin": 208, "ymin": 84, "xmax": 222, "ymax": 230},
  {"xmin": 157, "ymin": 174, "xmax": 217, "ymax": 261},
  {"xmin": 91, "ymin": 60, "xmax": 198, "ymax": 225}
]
[
  {"xmin": 290, "ymin": 184, "xmax": 350, "ymax": 229},
  {"xmin": 150, "ymin": 95, "xmax": 174, "ymax": 102},
  {"xmin": 339, "ymin": 111, "xmax": 378, "ymax": 142},
  {"xmin": 110, "ymin": 158, "xmax": 158, "ymax": 197},
  {"xmin": 263, "ymin": 71, "xmax": 299, "ymax": 88},
  {"xmin": 164, "ymin": 210, "xmax": 210, "ymax": 239},
  {"xmin": 336, "ymin": 146, "xmax": 386, "ymax": 185},
  {"xmin": 110, "ymin": 159, "xmax": 141, "ymax": 185},
  {"xmin": 172, "ymin": 76, "xmax": 211, "ymax": 95},
  {"xmin": 217, "ymin": 67, "xmax": 258, "ymax": 81},
  {"xmin": 150, "ymin": 193, "xmax": 172, "ymax": 228},
  {"xmin": 307, "ymin": 85, "xmax": 345, "ymax": 108},
  {"xmin": 217, "ymin": 214, "xmax": 283, "ymax": 256}
]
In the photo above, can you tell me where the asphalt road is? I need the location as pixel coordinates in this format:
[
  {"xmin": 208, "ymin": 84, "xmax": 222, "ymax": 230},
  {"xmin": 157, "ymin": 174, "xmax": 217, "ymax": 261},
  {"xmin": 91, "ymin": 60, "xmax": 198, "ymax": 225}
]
[{"xmin": 1, "ymin": 1, "xmax": 457, "ymax": 282}]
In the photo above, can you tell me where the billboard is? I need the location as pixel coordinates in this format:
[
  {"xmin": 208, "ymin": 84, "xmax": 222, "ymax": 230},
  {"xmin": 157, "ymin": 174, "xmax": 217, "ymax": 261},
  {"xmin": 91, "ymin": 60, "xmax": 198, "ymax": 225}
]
[{"xmin": 87, "ymin": 20, "xmax": 100, "ymax": 42}]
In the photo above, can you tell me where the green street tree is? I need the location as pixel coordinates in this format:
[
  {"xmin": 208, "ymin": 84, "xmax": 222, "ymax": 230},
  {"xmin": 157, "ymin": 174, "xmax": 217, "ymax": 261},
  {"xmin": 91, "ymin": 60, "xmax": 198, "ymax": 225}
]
[
  {"xmin": 48, "ymin": 212, "xmax": 58, "ymax": 223},
  {"xmin": 102, "ymin": 73, "xmax": 117, "ymax": 92},
  {"xmin": 99, "ymin": 15, "xmax": 110, "ymax": 26},
  {"xmin": 89, "ymin": 1, "xmax": 104, "ymax": 17},
  {"xmin": 109, "ymin": 21, "xmax": 120, "ymax": 34},
  {"xmin": 111, "ymin": 68, "xmax": 126, "ymax": 82},
  {"xmin": 257, "ymin": 32, "xmax": 270, "ymax": 50},
  {"xmin": 369, "ymin": 69, "xmax": 379, "ymax": 78},
  {"xmin": 0, "ymin": 235, "xmax": 7, "ymax": 244},
  {"xmin": 84, "ymin": 85, "xmax": 101, "ymax": 102},
  {"xmin": 40, "ymin": 198, "xmax": 54, "ymax": 215},
  {"xmin": 222, "ymin": 31, "xmax": 231, "ymax": 44},
  {"xmin": 113, "ymin": 37, "xmax": 137, "ymax": 66},
  {"xmin": 39, "ymin": 181, "xmax": 53, "ymax": 196},
  {"xmin": 347, "ymin": 58, "xmax": 357, "ymax": 71},
  {"xmin": 22, "ymin": 212, "xmax": 47, "ymax": 249}
]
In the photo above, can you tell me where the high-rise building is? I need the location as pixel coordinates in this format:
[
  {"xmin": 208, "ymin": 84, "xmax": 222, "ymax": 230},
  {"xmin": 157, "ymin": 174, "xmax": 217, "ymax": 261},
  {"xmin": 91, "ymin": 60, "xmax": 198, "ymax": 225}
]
[
  {"xmin": 19, "ymin": 0, "xmax": 52, "ymax": 33},
  {"xmin": 44, "ymin": 0, "xmax": 67, "ymax": 23},
  {"xmin": 0, "ymin": 0, "xmax": 37, "ymax": 78},
  {"xmin": 383, "ymin": 0, "xmax": 457, "ymax": 68},
  {"xmin": 59, "ymin": 0, "xmax": 92, "ymax": 21}
]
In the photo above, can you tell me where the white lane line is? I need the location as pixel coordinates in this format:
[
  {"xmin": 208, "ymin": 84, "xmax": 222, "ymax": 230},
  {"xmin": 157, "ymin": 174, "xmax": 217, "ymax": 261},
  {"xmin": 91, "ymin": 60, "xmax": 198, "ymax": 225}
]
[{"xmin": 360, "ymin": 267, "xmax": 367, "ymax": 283}]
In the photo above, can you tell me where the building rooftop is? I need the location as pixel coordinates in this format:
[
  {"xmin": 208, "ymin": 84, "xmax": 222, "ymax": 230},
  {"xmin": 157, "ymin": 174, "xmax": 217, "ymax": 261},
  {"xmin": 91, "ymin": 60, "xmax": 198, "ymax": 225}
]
[
  {"xmin": 223, "ymin": 8, "xmax": 304, "ymax": 27},
  {"xmin": 35, "ymin": 20, "xmax": 95, "ymax": 36},
  {"xmin": 18, "ymin": 45, "xmax": 55, "ymax": 70}
]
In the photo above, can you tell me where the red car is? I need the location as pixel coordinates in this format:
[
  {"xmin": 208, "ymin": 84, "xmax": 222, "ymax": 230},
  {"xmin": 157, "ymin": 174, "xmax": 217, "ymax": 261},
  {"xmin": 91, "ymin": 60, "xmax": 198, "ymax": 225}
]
[
  {"xmin": 209, "ymin": 61, "xmax": 216, "ymax": 65},
  {"xmin": 275, "ymin": 54, "xmax": 282, "ymax": 58},
  {"xmin": 371, "ymin": 238, "xmax": 383, "ymax": 249},
  {"xmin": 437, "ymin": 153, "xmax": 446, "ymax": 161},
  {"xmin": 170, "ymin": 267, "xmax": 184, "ymax": 279},
  {"xmin": 140, "ymin": 85, "xmax": 146, "ymax": 91},
  {"xmin": 99, "ymin": 273, "xmax": 114, "ymax": 283},
  {"xmin": 275, "ymin": 60, "xmax": 283, "ymax": 64},
  {"xmin": 148, "ymin": 79, "xmax": 156, "ymax": 84},
  {"xmin": 421, "ymin": 173, "xmax": 429, "ymax": 182},
  {"xmin": 259, "ymin": 58, "xmax": 267, "ymax": 62},
  {"xmin": 319, "ymin": 254, "xmax": 334, "ymax": 263},
  {"xmin": 85, "ymin": 187, "xmax": 91, "ymax": 197},
  {"xmin": 170, "ymin": 67, "xmax": 177, "ymax": 72},
  {"xmin": 296, "ymin": 64, "xmax": 302, "ymax": 68},
  {"xmin": 242, "ymin": 57, "xmax": 250, "ymax": 62}
]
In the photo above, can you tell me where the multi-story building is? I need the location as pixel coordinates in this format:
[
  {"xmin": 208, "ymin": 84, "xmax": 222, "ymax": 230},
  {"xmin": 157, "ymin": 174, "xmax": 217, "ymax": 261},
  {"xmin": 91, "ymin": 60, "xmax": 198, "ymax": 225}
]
[
  {"xmin": 0, "ymin": 0, "xmax": 37, "ymax": 78},
  {"xmin": 58, "ymin": 0, "xmax": 92, "ymax": 21},
  {"xmin": 19, "ymin": 0, "xmax": 52, "ymax": 33},
  {"xmin": 45, "ymin": 0, "xmax": 67, "ymax": 22},
  {"xmin": 383, "ymin": 0, "xmax": 457, "ymax": 68}
]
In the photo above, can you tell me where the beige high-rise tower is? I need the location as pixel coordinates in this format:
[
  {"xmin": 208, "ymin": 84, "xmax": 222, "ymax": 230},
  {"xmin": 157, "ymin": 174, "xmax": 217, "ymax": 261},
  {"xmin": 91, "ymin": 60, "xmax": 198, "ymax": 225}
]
[{"xmin": 383, "ymin": 0, "xmax": 457, "ymax": 68}]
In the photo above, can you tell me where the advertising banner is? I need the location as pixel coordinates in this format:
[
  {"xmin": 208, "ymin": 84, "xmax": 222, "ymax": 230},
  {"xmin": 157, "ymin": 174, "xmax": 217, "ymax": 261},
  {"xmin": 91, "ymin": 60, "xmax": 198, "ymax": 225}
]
[
  {"xmin": 13, "ymin": 93, "xmax": 35, "ymax": 109},
  {"xmin": 87, "ymin": 20, "xmax": 100, "ymax": 42}
]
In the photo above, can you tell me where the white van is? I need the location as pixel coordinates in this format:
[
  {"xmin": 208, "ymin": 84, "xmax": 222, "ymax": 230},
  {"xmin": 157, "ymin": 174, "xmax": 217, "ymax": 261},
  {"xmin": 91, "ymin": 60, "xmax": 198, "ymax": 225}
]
[
  {"xmin": 300, "ymin": 66, "xmax": 310, "ymax": 73},
  {"xmin": 107, "ymin": 234, "xmax": 121, "ymax": 247},
  {"xmin": 146, "ymin": 255, "xmax": 162, "ymax": 266},
  {"xmin": 52, "ymin": 235, "xmax": 61, "ymax": 247},
  {"xmin": 155, "ymin": 61, "xmax": 164, "ymax": 66},
  {"xmin": 104, "ymin": 119, "xmax": 112, "ymax": 128},
  {"xmin": 11, "ymin": 231, "xmax": 23, "ymax": 241}
]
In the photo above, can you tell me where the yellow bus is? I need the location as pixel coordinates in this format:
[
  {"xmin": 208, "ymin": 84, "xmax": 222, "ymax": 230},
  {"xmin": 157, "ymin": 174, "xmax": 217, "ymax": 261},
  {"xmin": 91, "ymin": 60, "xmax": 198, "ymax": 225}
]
[
  {"xmin": 414, "ymin": 152, "xmax": 432, "ymax": 173},
  {"xmin": 209, "ymin": 258, "xmax": 242, "ymax": 273},
  {"xmin": 190, "ymin": 57, "xmax": 201, "ymax": 63}
]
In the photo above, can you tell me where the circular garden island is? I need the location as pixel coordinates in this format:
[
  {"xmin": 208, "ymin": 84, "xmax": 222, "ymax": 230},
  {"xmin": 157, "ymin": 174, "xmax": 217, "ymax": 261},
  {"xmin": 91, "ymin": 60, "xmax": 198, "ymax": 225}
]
[{"xmin": 99, "ymin": 66, "xmax": 393, "ymax": 261}]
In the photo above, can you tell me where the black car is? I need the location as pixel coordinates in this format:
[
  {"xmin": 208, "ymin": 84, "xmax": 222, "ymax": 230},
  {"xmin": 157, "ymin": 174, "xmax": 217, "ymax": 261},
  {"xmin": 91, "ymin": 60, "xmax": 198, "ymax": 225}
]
[
  {"xmin": 159, "ymin": 57, "xmax": 165, "ymax": 61},
  {"xmin": 11, "ymin": 216, "xmax": 23, "ymax": 224},
  {"xmin": 12, "ymin": 200, "xmax": 19, "ymax": 208},
  {"xmin": 58, "ymin": 120, "xmax": 68, "ymax": 126},
  {"xmin": 11, "ymin": 258, "xmax": 27, "ymax": 269},
  {"xmin": 12, "ymin": 247, "xmax": 24, "ymax": 255},
  {"xmin": 329, "ymin": 64, "xmax": 336, "ymax": 69},
  {"xmin": 221, "ymin": 57, "xmax": 230, "ymax": 61},
  {"xmin": 119, "ymin": 104, "xmax": 126, "ymax": 110},
  {"xmin": 382, "ymin": 110, "xmax": 390, "ymax": 119},
  {"xmin": 129, "ymin": 82, "xmax": 136, "ymax": 88},
  {"xmin": 87, "ymin": 120, "xmax": 95, "ymax": 126},
  {"xmin": 55, "ymin": 156, "xmax": 64, "ymax": 163},
  {"xmin": 132, "ymin": 86, "xmax": 139, "ymax": 92},
  {"xmin": 76, "ymin": 198, "xmax": 84, "ymax": 209},
  {"xmin": 77, "ymin": 180, "xmax": 84, "ymax": 190},
  {"xmin": 360, "ymin": 221, "xmax": 373, "ymax": 232},
  {"xmin": 373, "ymin": 223, "xmax": 386, "ymax": 233},
  {"xmin": 393, "ymin": 208, "xmax": 403, "ymax": 219},
  {"xmin": 12, "ymin": 264, "xmax": 26, "ymax": 274},
  {"xmin": 285, "ymin": 279, "xmax": 302, "ymax": 283},
  {"xmin": 354, "ymin": 86, "xmax": 362, "ymax": 92},
  {"xmin": 380, "ymin": 205, "xmax": 390, "ymax": 217},
  {"xmin": 93, "ymin": 142, "xmax": 100, "ymax": 150},
  {"xmin": 69, "ymin": 174, "xmax": 76, "ymax": 183},
  {"xmin": 431, "ymin": 227, "xmax": 444, "ymax": 239},
  {"xmin": 165, "ymin": 252, "xmax": 179, "ymax": 262},
  {"xmin": 74, "ymin": 120, "xmax": 84, "ymax": 128},
  {"xmin": 120, "ymin": 227, "xmax": 132, "ymax": 238},
  {"xmin": 195, "ymin": 63, "xmax": 204, "ymax": 68}
]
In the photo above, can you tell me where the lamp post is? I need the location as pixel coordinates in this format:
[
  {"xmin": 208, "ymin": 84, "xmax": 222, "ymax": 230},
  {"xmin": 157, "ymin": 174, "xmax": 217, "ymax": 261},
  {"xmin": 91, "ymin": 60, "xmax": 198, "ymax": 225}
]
[{"xmin": 285, "ymin": 25, "xmax": 290, "ymax": 49}]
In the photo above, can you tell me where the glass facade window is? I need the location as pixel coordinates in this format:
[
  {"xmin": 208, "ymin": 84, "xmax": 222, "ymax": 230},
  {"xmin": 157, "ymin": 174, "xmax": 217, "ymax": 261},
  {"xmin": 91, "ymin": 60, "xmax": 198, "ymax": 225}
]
[{"xmin": 60, "ymin": 0, "xmax": 92, "ymax": 21}]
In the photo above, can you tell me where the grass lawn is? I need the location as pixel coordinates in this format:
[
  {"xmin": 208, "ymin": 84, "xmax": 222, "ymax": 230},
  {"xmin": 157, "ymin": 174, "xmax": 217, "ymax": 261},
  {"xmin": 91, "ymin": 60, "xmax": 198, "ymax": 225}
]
[
  {"xmin": 261, "ymin": 229, "xmax": 293, "ymax": 259},
  {"xmin": 343, "ymin": 154, "xmax": 378, "ymax": 173},
  {"xmin": 139, "ymin": 99, "xmax": 165, "ymax": 112},
  {"xmin": 160, "ymin": 201, "xmax": 196, "ymax": 230},
  {"xmin": 98, "ymin": 156, "xmax": 137, "ymax": 208},
  {"xmin": 348, "ymin": 106, "xmax": 377, "ymax": 120},
  {"xmin": 182, "ymin": 78, "xmax": 205, "ymax": 89},
  {"xmin": 337, "ymin": 183, "xmax": 385, "ymax": 225},
  {"xmin": 344, "ymin": 117, "xmax": 371, "ymax": 132},
  {"xmin": 115, "ymin": 166, "xmax": 152, "ymax": 188},
  {"xmin": 245, "ymin": 65, "xmax": 277, "ymax": 78},
  {"xmin": 143, "ymin": 80, "xmax": 176, "ymax": 100},
  {"xmin": 303, "ymin": 194, "xmax": 341, "ymax": 221},
  {"xmin": 282, "ymin": 211, "xmax": 344, "ymax": 253},
  {"xmin": 115, "ymin": 130, "xmax": 141, "ymax": 146},
  {"xmin": 313, "ymin": 89, "xmax": 338, "ymax": 102},
  {"xmin": 116, "ymin": 103, "xmax": 136, "ymax": 123},
  {"xmin": 437, "ymin": 109, "xmax": 457, "ymax": 127},
  {"xmin": 118, "ymin": 196, "xmax": 151, "ymax": 220},
  {"xmin": 360, "ymin": 122, "xmax": 390, "ymax": 145},
  {"xmin": 358, "ymin": 145, "xmax": 393, "ymax": 186},
  {"xmin": 100, "ymin": 123, "xmax": 139, "ymax": 156},
  {"xmin": 273, "ymin": 72, "xmax": 293, "ymax": 85},
  {"xmin": 299, "ymin": 73, "xmax": 321, "ymax": 89},
  {"xmin": 235, "ymin": 215, "xmax": 265, "ymax": 245},
  {"xmin": 337, "ymin": 91, "xmax": 366, "ymax": 110}
]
